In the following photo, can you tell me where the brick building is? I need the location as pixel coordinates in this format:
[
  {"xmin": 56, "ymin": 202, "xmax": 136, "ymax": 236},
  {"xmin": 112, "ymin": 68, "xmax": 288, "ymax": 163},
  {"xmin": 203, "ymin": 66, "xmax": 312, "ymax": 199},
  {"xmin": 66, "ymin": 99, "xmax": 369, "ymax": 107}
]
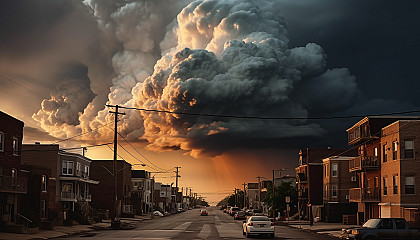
[
  {"xmin": 296, "ymin": 148, "xmax": 354, "ymax": 222},
  {"xmin": 131, "ymin": 170, "xmax": 152, "ymax": 215},
  {"xmin": 346, "ymin": 116, "xmax": 420, "ymax": 224},
  {"xmin": 90, "ymin": 160, "xmax": 133, "ymax": 217},
  {"xmin": 322, "ymin": 156, "xmax": 358, "ymax": 222},
  {"xmin": 21, "ymin": 144, "xmax": 99, "ymax": 225},
  {"xmin": 0, "ymin": 111, "xmax": 27, "ymax": 230},
  {"xmin": 380, "ymin": 120, "xmax": 420, "ymax": 222}
]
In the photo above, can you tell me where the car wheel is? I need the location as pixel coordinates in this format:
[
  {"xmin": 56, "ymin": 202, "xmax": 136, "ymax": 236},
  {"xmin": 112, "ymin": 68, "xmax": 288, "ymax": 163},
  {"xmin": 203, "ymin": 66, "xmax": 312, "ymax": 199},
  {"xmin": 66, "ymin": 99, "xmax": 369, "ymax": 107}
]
[{"xmin": 242, "ymin": 229, "xmax": 246, "ymax": 235}]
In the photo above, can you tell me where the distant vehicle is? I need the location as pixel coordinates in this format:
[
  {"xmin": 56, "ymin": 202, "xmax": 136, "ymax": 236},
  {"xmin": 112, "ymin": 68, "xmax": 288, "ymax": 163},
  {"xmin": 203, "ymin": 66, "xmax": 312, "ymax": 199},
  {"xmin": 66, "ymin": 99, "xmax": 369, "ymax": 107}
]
[
  {"xmin": 153, "ymin": 211, "xmax": 164, "ymax": 217},
  {"xmin": 230, "ymin": 207, "xmax": 240, "ymax": 216},
  {"xmin": 343, "ymin": 218, "xmax": 420, "ymax": 240},
  {"xmin": 234, "ymin": 211, "xmax": 247, "ymax": 220},
  {"xmin": 200, "ymin": 209, "xmax": 208, "ymax": 216},
  {"xmin": 242, "ymin": 216, "xmax": 274, "ymax": 238},
  {"xmin": 177, "ymin": 208, "xmax": 185, "ymax": 213}
]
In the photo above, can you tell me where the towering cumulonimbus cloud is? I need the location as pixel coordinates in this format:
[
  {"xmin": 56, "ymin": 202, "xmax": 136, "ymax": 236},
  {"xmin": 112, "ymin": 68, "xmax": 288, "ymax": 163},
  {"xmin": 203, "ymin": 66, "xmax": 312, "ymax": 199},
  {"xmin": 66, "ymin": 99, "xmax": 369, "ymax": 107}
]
[{"xmin": 34, "ymin": 0, "xmax": 360, "ymax": 157}]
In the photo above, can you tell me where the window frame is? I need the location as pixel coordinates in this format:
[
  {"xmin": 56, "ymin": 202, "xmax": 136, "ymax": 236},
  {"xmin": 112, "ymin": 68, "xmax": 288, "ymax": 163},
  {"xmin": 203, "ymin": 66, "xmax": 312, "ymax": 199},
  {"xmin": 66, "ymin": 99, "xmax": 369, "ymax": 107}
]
[
  {"xmin": 393, "ymin": 175, "xmax": 398, "ymax": 195},
  {"xmin": 62, "ymin": 161, "xmax": 74, "ymax": 175},
  {"xmin": 0, "ymin": 132, "xmax": 4, "ymax": 152},
  {"xmin": 41, "ymin": 175, "xmax": 47, "ymax": 192},
  {"xmin": 383, "ymin": 144, "xmax": 387, "ymax": 163},
  {"xmin": 392, "ymin": 141, "xmax": 398, "ymax": 160},
  {"xmin": 383, "ymin": 177, "xmax": 388, "ymax": 196},
  {"xmin": 405, "ymin": 176, "xmax": 415, "ymax": 195},
  {"xmin": 404, "ymin": 139, "xmax": 414, "ymax": 159},
  {"xmin": 332, "ymin": 185, "xmax": 338, "ymax": 198},
  {"xmin": 12, "ymin": 137, "xmax": 19, "ymax": 156},
  {"xmin": 332, "ymin": 163, "xmax": 338, "ymax": 177}
]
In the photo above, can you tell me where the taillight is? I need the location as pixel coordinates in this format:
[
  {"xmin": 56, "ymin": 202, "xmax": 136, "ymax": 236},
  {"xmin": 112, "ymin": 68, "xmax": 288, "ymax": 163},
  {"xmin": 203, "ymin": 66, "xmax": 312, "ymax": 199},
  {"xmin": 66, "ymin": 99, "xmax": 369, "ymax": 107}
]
[
  {"xmin": 248, "ymin": 222, "xmax": 253, "ymax": 226},
  {"xmin": 271, "ymin": 222, "xmax": 274, "ymax": 226}
]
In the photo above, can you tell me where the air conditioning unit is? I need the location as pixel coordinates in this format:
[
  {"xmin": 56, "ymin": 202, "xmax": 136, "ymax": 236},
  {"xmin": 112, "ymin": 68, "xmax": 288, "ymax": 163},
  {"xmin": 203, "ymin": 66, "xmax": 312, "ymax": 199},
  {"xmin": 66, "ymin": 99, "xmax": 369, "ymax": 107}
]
[
  {"xmin": 346, "ymin": 195, "xmax": 350, "ymax": 200},
  {"xmin": 351, "ymin": 176, "xmax": 357, "ymax": 181}
]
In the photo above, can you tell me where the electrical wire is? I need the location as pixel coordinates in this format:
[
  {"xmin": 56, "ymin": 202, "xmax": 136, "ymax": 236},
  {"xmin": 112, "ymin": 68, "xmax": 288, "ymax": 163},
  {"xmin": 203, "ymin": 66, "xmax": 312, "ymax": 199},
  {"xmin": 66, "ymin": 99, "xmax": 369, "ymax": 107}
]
[
  {"xmin": 117, "ymin": 131, "xmax": 173, "ymax": 172},
  {"xmin": 0, "ymin": 73, "xmax": 48, "ymax": 99},
  {"xmin": 108, "ymin": 105, "xmax": 420, "ymax": 121}
]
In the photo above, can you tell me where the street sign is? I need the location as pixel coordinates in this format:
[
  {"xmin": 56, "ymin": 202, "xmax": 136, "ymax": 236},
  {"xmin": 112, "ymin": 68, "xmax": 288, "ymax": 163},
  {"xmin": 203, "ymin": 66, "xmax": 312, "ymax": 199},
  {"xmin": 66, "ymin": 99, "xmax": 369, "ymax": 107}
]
[{"xmin": 285, "ymin": 196, "xmax": 290, "ymax": 203}]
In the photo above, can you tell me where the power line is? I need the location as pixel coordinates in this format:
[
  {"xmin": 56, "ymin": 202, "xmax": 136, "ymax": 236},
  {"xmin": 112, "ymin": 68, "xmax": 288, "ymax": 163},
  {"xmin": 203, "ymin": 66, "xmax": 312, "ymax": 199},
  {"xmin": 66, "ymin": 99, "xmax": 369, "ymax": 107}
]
[
  {"xmin": 117, "ymin": 131, "xmax": 173, "ymax": 172},
  {"xmin": 109, "ymin": 105, "xmax": 420, "ymax": 120},
  {"xmin": 0, "ymin": 73, "xmax": 48, "ymax": 99}
]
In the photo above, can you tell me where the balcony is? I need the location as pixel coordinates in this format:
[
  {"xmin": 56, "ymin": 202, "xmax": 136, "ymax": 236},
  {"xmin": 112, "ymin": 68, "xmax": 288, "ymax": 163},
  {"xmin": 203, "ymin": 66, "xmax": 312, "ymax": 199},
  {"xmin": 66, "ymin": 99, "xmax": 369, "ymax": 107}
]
[
  {"xmin": 0, "ymin": 176, "xmax": 27, "ymax": 193},
  {"xmin": 349, "ymin": 187, "xmax": 380, "ymax": 202},
  {"xmin": 77, "ymin": 193, "xmax": 92, "ymax": 202},
  {"xmin": 349, "ymin": 156, "xmax": 380, "ymax": 172},
  {"xmin": 298, "ymin": 189, "xmax": 308, "ymax": 199},
  {"xmin": 61, "ymin": 191, "xmax": 76, "ymax": 201},
  {"xmin": 297, "ymin": 172, "xmax": 308, "ymax": 183}
]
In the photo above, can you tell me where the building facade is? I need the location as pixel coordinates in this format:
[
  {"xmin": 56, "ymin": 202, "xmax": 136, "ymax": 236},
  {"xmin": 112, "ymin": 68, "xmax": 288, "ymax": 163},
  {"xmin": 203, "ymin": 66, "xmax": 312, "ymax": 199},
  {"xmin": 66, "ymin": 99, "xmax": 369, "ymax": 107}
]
[
  {"xmin": 322, "ymin": 156, "xmax": 358, "ymax": 222},
  {"xmin": 0, "ymin": 111, "xmax": 27, "ymax": 230},
  {"xmin": 380, "ymin": 120, "xmax": 420, "ymax": 223},
  {"xmin": 131, "ymin": 170, "xmax": 152, "ymax": 215},
  {"xmin": 21, "ymin": 144, "xmax": 98, "ymax": 225},
  {"xmin": 90, "ymin": 160, "xmax": 132, "ymax": 218}
]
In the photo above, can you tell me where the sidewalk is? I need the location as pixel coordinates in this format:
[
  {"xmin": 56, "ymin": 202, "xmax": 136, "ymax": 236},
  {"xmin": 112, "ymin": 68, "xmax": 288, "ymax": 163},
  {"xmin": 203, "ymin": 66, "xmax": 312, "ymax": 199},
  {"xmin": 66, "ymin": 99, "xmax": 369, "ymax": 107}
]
[
  {"xmin": 0, "ymin": 216, "xmax": 150, "ymax": 240},
  {"xmin": 285, "ymin": 220, "xmax": 359, "ymax": 238}
]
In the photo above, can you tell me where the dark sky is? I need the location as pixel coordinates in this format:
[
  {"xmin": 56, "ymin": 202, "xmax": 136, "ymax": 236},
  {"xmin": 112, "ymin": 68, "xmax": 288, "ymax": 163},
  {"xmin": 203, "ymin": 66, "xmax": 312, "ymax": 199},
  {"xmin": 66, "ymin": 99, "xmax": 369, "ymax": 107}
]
[{"xmin": 1, "ymin": 0, "xmax": 419, "ymax": 153}]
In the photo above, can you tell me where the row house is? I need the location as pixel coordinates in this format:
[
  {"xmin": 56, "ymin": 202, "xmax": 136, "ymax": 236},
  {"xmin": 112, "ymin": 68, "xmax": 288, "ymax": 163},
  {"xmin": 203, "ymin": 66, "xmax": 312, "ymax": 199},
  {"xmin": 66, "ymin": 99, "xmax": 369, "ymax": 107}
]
[
  {"xmin": 380, "ymin": 120, "xmax": 420, "ymax": 223},
  {"xmin": 0, "ymin": 111, "xmax": 27, "ymax": 230},
  {"xmin": 21, "ymin": 144, "xmax": 99, "ymax": 225},
  {"xmin": 322, "ymin": 156, "xmax": 358, "ymax": 222},
  {"xmin": 131, "ymin": 170, "xmax": 152, "ymax": 215},
  {"xmin": 90, "ymin": 160, "xmax": 133, "ymax": 218},
  {"xmin": 247, "ymin": 183, "xmax": 259, "ymax": 209},
  {"xmin": 346, "ymin": 116, "xmax": 420, "ymax": 224},
  {"xmin": 296, "ymin": 148, "xmax": 355, "ymax": 222},
  {"xmin": 274, "ymin": 175, "xmax": 296, "ymax": 188}
]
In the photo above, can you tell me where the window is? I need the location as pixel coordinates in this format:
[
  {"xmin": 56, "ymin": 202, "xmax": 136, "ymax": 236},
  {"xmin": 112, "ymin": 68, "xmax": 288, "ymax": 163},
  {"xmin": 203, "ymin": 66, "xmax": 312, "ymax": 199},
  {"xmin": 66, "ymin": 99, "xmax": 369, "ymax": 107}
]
[
  {"xmin": 392, "ymin": 141, "xmax": 398, "ymax": 160},
  {"xmin": 383, "ymin": 177, "xmax": 388, "ymax": 195},
  {"xmin": 62, "ymin": 161, "xmax": 74, "ymax": 175},
  {"xmin": 84, "ymin": 165, "xmax": 89, "ymax": 178},
  {"xmin": 383, "ymin": 144, "xmax": 387, "ymax": 163},
  {"xmin": 41, "ymin": 175, "xmax": 47, "ymax": 192},
  {"xmin": 325, "ymin": 164, "xmax": 329, "ymax": 178},
  {"xmin": 41, "ymin": 200, "xmax": 47, "ymax": 219},
  {"xmin": 332, "ymin": 185, "xmax": 337, "ymax": 197},
  {"xmin": 11, "ymin": 168, "xmax": 17, "ymax": 185},
  {"xmin": 393, "ymin": 175, "xmax": 398, "ymax": 194},
  {"xmin": 325, "ymin": 185, "xmax": 328, "ymax": 197},
  {"xmin": 76, "ymin": 162, "xmax": 81, "ymax": 176},
  {"xmin": 0, "ymin": 132, "xmax": 4, "ymax": 152},
  {"xmin": 405, "ymin": 176, "xmax": 415, "ymax": 194},
  {"xmin": 404, "ymin": 140, "xmax": 414, "ymax": 159},
  {"xmin": 332, "ymin": 163, "xmax": 338, "ymax": 177},
  {"xmin": 374, "ymin": 147, "xmax": 378, "ymax": 157},
  {"xmin": 12, "ymin": 138, "xmax": 19, "ymax": 156}
]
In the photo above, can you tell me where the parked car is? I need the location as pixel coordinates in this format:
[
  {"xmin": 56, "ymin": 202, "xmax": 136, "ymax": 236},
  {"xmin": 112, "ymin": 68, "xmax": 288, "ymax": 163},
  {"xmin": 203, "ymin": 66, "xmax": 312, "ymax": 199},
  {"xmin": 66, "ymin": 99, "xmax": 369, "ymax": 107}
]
[
  {"xmin": 234, "ymin": 211, "xmax": 247, "ymax": 220},
  {"xmin": 245, "ymin": 209, "xmax": 253, "ymax": 216},
  {"xmin": 226, "ymin": 206, "xmax": 232, "ymax": 214},
  {"xmin": 153, "ymin": 211, "xmax": 164, "ymax": 217},
  {"xmin": 230, "ymin": 207, "xmax": 240, "ymax": 216},
  {"xmin": 242, "ymin": 216, "xmax": 274, "ymax": 238},
  {"xmin": 343, "ymin": 218, "xmax": 420, "ymax": 240},
  {"xmin": 200, "ymin": 209, "xmax": 208, "ymax": 216}
]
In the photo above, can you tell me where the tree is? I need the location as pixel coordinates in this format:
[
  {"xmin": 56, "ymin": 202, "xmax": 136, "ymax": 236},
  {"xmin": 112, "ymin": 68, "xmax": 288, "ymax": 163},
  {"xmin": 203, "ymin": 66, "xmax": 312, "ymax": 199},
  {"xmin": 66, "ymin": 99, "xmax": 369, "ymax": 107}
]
[{"xmin": 263, "ymin": 182, "xmax": 297, "ymax": 218}]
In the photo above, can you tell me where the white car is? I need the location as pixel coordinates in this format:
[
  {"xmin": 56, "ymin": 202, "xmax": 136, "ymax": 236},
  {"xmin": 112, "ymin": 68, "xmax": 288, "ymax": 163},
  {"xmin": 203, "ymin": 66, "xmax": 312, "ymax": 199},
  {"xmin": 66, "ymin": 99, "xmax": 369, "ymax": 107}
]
[{"xmin": 242, "ymin": 216, "xmax": 274, "ymax": 238}]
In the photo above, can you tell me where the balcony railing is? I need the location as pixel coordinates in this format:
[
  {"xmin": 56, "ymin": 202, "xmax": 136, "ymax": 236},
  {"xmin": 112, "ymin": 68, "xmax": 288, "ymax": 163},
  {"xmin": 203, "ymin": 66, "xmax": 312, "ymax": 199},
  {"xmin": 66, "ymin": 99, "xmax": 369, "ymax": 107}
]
[
  {"xmin": 61, "ymin": 191, "xmax": 76, "ymax": 201},
  {"xmin": 297, "ymin": 172, "xmax": 308, "ymax": 183},
  {"xmin": 349, "ymin": 156, "xmax": 380, "ymax": 172},
  {"xmin": 77, "ymin": 193, "xmax": 92, "ymax": 202},
  {"xmin": 0, "ymin": 176, "xmax": 27, "ymax": 193},
  {"xmin": 349, "ymin": 187, "xmax": 380, "ymax": 202}
]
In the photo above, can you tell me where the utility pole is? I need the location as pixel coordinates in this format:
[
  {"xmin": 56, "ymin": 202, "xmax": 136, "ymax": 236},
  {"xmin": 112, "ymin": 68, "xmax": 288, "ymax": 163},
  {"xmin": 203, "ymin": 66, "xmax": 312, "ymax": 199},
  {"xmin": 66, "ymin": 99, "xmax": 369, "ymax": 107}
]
[
  {"xmin": 108, "ymin": 104, "xmax": 125, "ymax": 229},
  {"xmin": 234, "ymin": 188, "xmax": 237, "ymax": 207},
  {"xmin": 243, "ymin": 183, "xmax": 246, "ymax": 209},
  {"xmin": 272, "ymin": 170, "xmax": 275, "ymax": 219},
  {"xmin": 174, "ymin": 166, "xmax": 181, "ymax": 208},
  {"xmin": 257, "ymin": 176, "xmax": 261, "ymax": 210}
]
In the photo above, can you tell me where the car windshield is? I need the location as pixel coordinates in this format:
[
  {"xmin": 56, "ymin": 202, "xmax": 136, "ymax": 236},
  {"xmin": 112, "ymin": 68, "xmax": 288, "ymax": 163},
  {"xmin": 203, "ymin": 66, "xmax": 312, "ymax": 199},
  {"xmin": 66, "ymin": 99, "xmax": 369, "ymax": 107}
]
[
  {"xmin": 251, "ymin": 217, "xmax": 269, "ymax": 221},
  {"xmin": 362, "ymin": 219, "xmax": 381, "ymax": 228}
]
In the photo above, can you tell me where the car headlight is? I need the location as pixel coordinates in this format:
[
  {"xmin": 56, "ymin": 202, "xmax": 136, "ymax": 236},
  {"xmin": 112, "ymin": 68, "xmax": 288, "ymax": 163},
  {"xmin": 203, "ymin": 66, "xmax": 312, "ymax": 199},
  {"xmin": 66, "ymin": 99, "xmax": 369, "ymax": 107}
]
[{"xmin": 351, "ymin": 229, "xmax": 360, "ymax": 235}]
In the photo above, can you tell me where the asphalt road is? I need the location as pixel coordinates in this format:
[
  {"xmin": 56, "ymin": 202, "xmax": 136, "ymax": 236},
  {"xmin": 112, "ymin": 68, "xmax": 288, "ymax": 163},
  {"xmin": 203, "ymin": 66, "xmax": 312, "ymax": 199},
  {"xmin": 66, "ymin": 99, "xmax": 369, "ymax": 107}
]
[{"xmin": 60, "ymin": 207, "xmax": 339, "ymax": 239}]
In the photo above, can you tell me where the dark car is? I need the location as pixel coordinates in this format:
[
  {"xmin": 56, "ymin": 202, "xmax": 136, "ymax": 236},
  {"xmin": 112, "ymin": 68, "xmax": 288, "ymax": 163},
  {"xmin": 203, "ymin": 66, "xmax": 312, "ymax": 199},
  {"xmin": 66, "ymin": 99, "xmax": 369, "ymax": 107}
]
[{"xmin": 234, "ymin": 211, "xmax": 247, "ymax": 220}]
